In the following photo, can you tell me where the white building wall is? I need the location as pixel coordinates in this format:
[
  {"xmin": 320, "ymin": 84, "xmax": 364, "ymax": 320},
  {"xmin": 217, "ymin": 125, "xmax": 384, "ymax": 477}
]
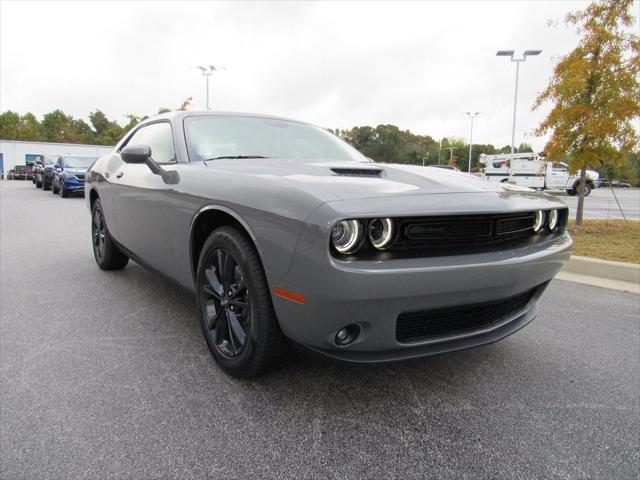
[{"xmin": 0, "ymin": 140, "xmax": 113, "ymax": 173}]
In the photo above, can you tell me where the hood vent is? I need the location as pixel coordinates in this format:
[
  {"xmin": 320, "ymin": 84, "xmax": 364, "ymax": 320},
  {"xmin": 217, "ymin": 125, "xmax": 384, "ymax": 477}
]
[{"xmin": 331, "ymin": 168, "xmax": 382, "ymax": 177}]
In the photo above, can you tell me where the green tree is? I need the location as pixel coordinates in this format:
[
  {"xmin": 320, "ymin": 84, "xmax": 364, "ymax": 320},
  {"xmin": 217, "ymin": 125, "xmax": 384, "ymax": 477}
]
[
  {"xmin": 0, "ymin": 111, "xmax": 21, "ymax": 139},
  {"xmin": 42, "ymin": 109, "xmax": 79, "ymax": 143},
  {"xmin": 533, "ymin": 0, "xmax": 640, "ymax": 225}
]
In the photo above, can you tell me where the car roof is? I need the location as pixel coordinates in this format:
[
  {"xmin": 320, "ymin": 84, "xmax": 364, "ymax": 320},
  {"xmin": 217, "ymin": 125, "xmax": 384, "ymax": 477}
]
[{"xmin": 146, "ymin": 110, "xmax": 312, "ymax": 126}]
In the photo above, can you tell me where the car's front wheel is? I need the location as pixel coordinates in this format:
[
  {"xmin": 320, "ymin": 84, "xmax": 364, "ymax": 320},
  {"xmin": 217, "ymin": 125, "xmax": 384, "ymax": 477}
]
[
  {"xmin": 196, "ymin": 226, "xmax": 283, "ymax": 378},
  {"xmin": 52, "ymin": 180, "xmax": 59, "ymax": 194},
  {"xmin": 91, "ymin": 199, "xmax": 129, "ymax": 270}
]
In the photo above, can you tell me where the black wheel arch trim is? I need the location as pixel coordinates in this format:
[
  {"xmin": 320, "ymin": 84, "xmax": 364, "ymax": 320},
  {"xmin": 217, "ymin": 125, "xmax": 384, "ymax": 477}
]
[{"xmin": 188, "ymin": 205, "xmax": 262, "ymax": 284}]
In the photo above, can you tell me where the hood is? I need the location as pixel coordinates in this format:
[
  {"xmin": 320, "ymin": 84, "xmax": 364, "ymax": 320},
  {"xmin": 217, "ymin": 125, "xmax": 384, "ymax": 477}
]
[{"xmin": 207, "ymin": 158, "xmax": 531, "ymax": 202}]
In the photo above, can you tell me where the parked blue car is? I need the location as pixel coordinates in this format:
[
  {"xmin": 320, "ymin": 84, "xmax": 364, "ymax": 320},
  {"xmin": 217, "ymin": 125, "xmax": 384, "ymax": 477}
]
[{"xmin": 52, "ymin": 155, "xmax": 97, "ymax": 197}]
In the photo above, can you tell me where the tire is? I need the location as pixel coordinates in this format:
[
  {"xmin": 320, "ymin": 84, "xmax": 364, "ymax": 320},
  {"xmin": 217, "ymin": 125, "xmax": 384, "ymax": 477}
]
[
  {"xmin": 61, "ymin": 185, "xmax": 69, "ymax": 198},
  {"xmin": 42, "ymin": 180, "xmax": 50, "ymax": 191},
  {"xmin": 91, "ymin": 199, "xmax": 129, "ymax": 270},
  {"xmin": 566, "ymin": 188, "xmax": 577, "ymax": 196},
  {"xmin": 196, "ymin": 225, "xmax": 283, "ymax": 378},
  {"xmin": 52, "ymin": 181, "xmax": 59, "ymax": 194},
  {"xmin": 36, "ymin": 180, "xmax": 42, "ymax": 188},
  {"xmin": 583, "ymin": 183, "xmax": 592, "ymax": 196}
]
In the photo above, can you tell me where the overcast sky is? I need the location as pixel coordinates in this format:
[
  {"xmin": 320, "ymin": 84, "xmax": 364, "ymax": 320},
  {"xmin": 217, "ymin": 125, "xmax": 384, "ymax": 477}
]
[{"xmin": 1, "ymin": 1, "xmax": 636, "ymax": 150}]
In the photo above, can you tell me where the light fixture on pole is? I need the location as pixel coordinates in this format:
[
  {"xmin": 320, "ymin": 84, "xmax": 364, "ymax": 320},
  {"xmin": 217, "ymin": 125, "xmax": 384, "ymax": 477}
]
[
  {"xmin": 192, "ymin": 65, "xmax": 225, "ymax": 110},
  {"xmin": 496, "ymin": 49, "xmax": 541, "ymax": 162},
  {"xmin": 462, "ymin": 112, "xmax": 481, "ymax": 173}
]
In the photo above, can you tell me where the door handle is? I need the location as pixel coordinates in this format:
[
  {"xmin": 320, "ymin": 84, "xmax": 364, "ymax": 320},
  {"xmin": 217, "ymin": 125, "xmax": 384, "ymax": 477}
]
[{"xmin": 115, "ymin": 171, "xmax": 125, "ymax": 179}]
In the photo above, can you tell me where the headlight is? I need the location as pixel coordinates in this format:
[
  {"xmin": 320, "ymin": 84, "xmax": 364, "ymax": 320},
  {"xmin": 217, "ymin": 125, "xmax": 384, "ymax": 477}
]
[
  {"xmin": 548, "ymin": 209, "xmax": 559, "ymax": 231},
  {"xmin": 331, "ymin": 220, "xmax": 362, "ymax": 254},
  {"xmin": 533, "ymin": 210, "xmax": 545, "ymax": 233},
  {"xmin": 368, "ymin": 218, "xmax": 395, "ymax": 250}
]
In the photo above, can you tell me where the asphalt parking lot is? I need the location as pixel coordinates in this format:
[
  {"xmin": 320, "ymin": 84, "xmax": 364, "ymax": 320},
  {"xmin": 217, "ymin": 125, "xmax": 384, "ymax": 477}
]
[
  {"xmin": 1, "ymin": 180, "xmax": 639, "ymax": 479},
  {"xmin": 558, "ymin": 187, "xmax": 640, "ymax": 221}
]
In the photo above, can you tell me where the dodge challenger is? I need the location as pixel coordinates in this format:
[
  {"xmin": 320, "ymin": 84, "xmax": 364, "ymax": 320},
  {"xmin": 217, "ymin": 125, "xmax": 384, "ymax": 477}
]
[{"xmin": 86, "ymin": 111, "xmax": 572, "ymax": 378}]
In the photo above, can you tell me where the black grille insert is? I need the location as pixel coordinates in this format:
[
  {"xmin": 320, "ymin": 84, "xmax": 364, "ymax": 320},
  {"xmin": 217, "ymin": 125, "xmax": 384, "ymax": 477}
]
[{"xmin": 396, "ymin": 285, "xmax": 540, "ymax": 343}]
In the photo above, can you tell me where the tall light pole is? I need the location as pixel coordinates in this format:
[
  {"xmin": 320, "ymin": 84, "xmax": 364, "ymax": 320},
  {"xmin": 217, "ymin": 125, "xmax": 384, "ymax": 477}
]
[
  {"xmin": 462, "ymin": 112, "xmax": 481, "ymax": 173},
  {"xmin": 448, "ymin": 147, "xmax": 455, "ymax": 165},
  {"xmin": 193, "ymin": 65, "xmax": 225, "ymax": 110},
  {"xmin": 438, "ymin": 138, "xmax": 443, "ymax": 165},
  {"xmin": 496, "ymin": 50, "xmax": 541, "ymax": 162}
]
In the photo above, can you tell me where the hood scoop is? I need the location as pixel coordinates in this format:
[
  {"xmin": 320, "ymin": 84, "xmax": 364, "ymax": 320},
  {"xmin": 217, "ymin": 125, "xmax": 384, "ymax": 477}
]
[{"xmin": 330, "ymin": 167, "xmax": 382, "ymax": 177}]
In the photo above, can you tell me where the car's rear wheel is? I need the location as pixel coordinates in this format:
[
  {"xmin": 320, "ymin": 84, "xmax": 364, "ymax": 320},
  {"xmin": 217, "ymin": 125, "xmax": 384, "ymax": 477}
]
[
  {"xmin": 196, "ymin": 226, "xmax": 283, "ymax": 378},
  {"xmin": 91, "ymin": 199, "xmax": 129, "ymax": 270}
]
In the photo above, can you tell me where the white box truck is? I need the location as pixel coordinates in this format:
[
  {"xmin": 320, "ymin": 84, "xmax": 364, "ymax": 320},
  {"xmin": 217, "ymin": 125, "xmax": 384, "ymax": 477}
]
[{"xmin": 480, "ymin": 153, "xmax": 599, "ymax": 196}]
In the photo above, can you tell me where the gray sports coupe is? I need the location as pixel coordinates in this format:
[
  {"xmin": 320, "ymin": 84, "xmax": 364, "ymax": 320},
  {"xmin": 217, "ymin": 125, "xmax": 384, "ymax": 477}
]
[{"xmin": 86, "ymin": 111, "xmax": 572, "ymax": 378}]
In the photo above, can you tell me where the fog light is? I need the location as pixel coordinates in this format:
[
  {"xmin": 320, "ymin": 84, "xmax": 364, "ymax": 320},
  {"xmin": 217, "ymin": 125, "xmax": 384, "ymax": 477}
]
[{"xmin": 335, "ymin": 324, "xmax": 360, "ymax": 346}]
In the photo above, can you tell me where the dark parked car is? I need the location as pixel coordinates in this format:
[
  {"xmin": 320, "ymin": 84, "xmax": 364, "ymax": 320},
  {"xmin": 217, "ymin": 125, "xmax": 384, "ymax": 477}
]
[
  {"xmin": 10, "ymin": 165, "xmax": 29, "ymax": 180},
  {"xmin": 86, "ymin": 111, "xmax": 572, "ymax": 378},
  {"xmin": 34, "ymin": 155, "xmax": 61, "ymax": 189},
  {"xmin": 52, "ymin": 155, "xmax": 96, "ymax": 197},
  {"xmin": 595, "ymin": 179, "xmax": 632, "ymax": 188}
]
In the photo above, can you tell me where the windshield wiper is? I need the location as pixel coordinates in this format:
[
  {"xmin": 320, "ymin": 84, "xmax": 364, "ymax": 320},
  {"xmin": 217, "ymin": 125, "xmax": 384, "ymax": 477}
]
[{"xmin": 204, "ymin": 155, "xmax": 270, "ymax": 161}]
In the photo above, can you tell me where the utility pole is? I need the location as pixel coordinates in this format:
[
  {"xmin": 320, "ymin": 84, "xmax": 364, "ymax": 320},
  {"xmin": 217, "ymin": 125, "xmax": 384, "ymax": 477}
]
[
  {"xmin": 438, "ymin": 138, "xmax": 443, "ymax": 165},
  {"xmin": 496, "ymin": 50, "xmax": 541, "ymax": 163},
  {"xmin": 448, "ymin": 147, "xmax": 455, "ymax": 165},
  {"xmin": 192, "ymin": 65, "xmax": 225, "ymax": 110}
]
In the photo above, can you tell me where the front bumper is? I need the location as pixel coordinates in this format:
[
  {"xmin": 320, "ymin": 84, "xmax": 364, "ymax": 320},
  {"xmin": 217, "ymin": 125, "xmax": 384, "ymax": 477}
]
[
  {"xmin": 61, "ymin": 178, "xmax": 85, "ymax": 192},
  {"xmin": 270, "ymin": 214, "xmax": 572, "ymax": 363}
]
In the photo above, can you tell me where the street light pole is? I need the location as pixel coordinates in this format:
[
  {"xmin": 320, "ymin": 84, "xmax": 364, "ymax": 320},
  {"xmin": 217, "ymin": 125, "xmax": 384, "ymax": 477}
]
[
  {"xmin": 193, "ymin": 65, "xmax": 225, "ymax": 110},
  {"xmin": 496, "ymin": 49, "xmax": 541, "ymax": 162},
  {"xmin": 463, "ymin": 112, "xmax": 481, "ymax": 173}
]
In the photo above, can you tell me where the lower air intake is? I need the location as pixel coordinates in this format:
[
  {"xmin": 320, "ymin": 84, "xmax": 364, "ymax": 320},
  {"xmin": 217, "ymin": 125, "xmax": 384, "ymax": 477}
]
[{"xmin": 395, "ymin": 285, "xmax": 541, "ymax": 343}]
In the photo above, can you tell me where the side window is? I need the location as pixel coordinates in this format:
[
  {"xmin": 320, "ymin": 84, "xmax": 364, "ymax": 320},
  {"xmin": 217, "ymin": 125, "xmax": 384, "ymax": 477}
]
[
  {"xmin": 126, "ymin": 122, "xmax": 176, "ymax": 164},
  {"xmin": 552, "ymin": 163, "xmax": 567, "ymax": 172}
]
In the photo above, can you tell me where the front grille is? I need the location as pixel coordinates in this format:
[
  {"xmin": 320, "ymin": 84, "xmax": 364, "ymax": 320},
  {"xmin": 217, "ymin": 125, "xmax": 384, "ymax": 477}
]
[
  {"xmin": 396, "ymin": 285, "xmax": 540, "ymax": 343},
  {"xmin": 75, "ymin": 174, "xmax": 85, "ymax": 180},
  {"xmin": 390, "ymin": 211, "xmax": 566, "ymax": 258}
]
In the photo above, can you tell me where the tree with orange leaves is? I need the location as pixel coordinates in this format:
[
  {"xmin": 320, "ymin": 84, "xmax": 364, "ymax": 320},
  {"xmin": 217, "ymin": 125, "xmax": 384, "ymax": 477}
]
[{"xmin": 533, "ymin": 0, "xmax": 639, "ymax": 225}]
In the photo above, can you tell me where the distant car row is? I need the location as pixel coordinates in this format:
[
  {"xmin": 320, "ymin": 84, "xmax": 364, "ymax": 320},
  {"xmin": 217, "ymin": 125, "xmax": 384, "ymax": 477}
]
[{"xmin": 6, "ymin": 154, "xmax": 97, "ymax": 197}]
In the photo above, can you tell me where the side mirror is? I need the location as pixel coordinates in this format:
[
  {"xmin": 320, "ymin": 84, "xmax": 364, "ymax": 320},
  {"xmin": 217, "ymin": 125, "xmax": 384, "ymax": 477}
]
[{"xmin": 121, "ymin": 144, "xmax": 151, "ymax": 164}]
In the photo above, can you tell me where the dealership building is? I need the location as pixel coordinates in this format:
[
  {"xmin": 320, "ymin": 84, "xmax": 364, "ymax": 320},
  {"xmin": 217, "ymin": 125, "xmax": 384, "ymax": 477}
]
[{"xmin": 0, "ymin": 140, "xmax": 113, "ymax": 174}]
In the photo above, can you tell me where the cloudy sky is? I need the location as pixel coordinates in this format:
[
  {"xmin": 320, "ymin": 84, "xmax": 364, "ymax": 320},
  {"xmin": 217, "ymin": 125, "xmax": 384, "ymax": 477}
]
[{"xmin": 1, "ymin": 1, "xmax": 635, "ymax": 150}]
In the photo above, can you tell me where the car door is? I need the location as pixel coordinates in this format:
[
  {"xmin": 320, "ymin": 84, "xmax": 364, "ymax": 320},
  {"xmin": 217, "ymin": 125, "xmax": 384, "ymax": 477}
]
[
  {"xmin": 110, "ymin": 121, "xmax": 177, "ymax": 275},
  {"xmin": 547, "ymin": 162, "xmax": 570, "ymax": 189}
]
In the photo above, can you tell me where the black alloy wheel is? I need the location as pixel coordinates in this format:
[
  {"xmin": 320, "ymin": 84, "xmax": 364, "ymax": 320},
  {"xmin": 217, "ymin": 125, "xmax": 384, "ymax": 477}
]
[
  {"xmin": 92, "ymin": 206, "xmax": 107, "ymax": 263},
  {"xmin": 201, "ymin": 248, "xmax": 250, "ymax": 358},
  {"xmin": 90, "ymin": 199, "xmax": 129, "ymax": 270},
  {"xmin": 196, "ymin": 226, "xmax": 283, "ymax": 378}
]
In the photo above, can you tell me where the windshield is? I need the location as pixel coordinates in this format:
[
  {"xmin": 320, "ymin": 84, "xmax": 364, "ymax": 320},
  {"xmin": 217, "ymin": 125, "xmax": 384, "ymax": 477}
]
[
  {"xmin": 43, "ymin": 155, "xmax": 58, "ymax": 165},
  {"xmin": 63, "ymin": 156, "xmax": 95, "ymax": 168},
  {"xmin": 184, "ymin": 116, "xmax": 366, "ymax": 163}
]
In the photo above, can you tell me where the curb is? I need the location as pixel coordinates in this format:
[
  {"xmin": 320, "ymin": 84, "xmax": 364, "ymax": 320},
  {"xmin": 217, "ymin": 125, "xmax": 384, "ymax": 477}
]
[{"xmin": 558, "ymin": 255, "xmax": 640, "ymax": 294}]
